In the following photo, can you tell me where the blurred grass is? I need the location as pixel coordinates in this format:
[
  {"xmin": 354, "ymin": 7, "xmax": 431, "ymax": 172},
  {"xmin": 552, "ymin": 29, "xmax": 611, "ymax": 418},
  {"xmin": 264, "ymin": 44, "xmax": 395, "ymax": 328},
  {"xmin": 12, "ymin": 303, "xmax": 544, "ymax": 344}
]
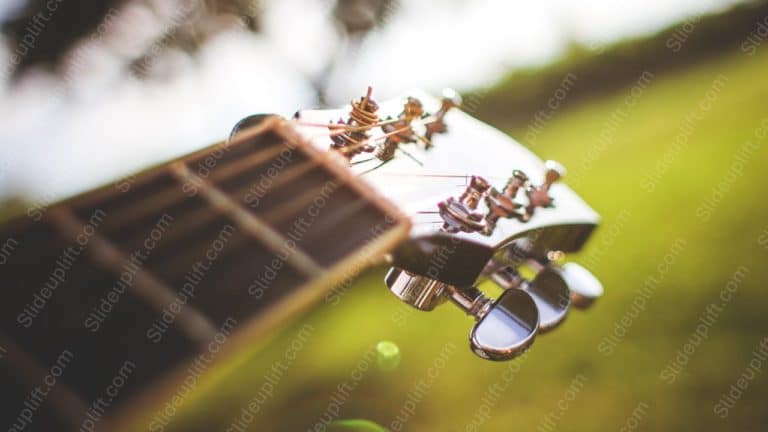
[
  {"xmin": 472, "ymin": 1, "xmax": 768, "ymax": 129},
  {"xmin": 166, "ymin": 47, "xmax": 768, "ymax": 431}
]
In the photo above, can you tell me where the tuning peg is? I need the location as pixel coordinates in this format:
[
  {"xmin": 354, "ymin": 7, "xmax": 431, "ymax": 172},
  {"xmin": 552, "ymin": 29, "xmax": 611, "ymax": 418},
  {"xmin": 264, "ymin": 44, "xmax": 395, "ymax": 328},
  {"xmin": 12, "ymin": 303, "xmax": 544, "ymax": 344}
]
[
  {"xmin": 504, "ymin": 169, "xmax": 529, "ymax": 198},
  {"xmin": 459, "ymin": 175, "xmax": 491, "ymax": 210},
  {"xmin": 438, "ymin": 175, "xmax": 489, "ymax": 233},
  {"xmin": 384, "ymin": 267, "xmax": 446, "ymax": 311},
  {"xmin": 544, "ymin": 160, "xmax": 566, "ymax": 186},
  {"xmin": 442, "ymin": 284, "xmax": 538, "ymax": 360},
  {"xmin": 438, "ymin": 198, "xmax": 486, "ymax": 233},
  {"xmin": 526, "ymin": 160, "xmax": 566, "ymax": 209},
  {"xmin": 552, "ymin": 263, "xmax": 603, "ymax": 309},
  {"xmin": 488, "ymin": 265, "xmax": 570, "ymax": 332},
  {"xmin": 425, "ymin": 88, "xmax": 462, "ymax": 142},
  {"xmin": 484, "ymin": 170, "xmax": 531, "ymax": 231},
  {"xmin": 519, "ymin": 257, "xmax": 603, "ymax": 310},
  {"xmin": 440, "ymin": 88, "xmax": 463, "ymax": 109},
  {"xmin": 402, "ymin": 96, "xmax": 425, "ymax": 120}
]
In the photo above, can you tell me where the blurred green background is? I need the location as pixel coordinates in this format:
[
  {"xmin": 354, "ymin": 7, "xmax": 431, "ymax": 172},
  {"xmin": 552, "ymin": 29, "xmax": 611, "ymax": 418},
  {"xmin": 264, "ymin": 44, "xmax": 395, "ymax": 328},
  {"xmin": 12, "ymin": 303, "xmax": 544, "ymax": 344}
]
[{"xmin": 159, "ymin": 6, "xmax": 768, "ymax": 432}]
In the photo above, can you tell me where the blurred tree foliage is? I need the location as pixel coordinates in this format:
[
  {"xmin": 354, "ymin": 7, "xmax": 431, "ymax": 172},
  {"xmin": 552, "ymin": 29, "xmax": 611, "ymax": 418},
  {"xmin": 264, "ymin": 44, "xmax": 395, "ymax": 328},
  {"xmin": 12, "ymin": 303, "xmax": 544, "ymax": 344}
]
[
  {"xmin": 1, "ymin": 0, "xmax": 396, "ymax": 93},
  {"xmin": 471, "ymin": 0, "xmax": 768, "ymax": 129},
  {"xmin": 333, "ymin": 0, "xmax": 396, "ymax": 35},
  {"xmin": 2, "ymin": 1, "xmax": 262, "ymax": 75},
  {"xmin": 3, "ymin": 0, "xmax": 125, "ymax": 70}
]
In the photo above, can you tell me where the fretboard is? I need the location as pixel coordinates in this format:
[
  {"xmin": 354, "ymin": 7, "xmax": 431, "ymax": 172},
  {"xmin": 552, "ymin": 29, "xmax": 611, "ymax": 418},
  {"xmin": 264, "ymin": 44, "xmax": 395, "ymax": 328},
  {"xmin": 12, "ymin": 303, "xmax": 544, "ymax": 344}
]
[{"xmin": 0, "ymin": 116, "xmax": 409, "ymax": 431}]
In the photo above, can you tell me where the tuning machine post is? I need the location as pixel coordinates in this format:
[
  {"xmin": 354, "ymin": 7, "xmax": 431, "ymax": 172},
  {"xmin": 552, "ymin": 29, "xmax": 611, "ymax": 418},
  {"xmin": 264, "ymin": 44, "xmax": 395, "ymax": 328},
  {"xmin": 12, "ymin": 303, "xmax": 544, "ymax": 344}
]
[
  {"xmin": 438, "ymin": 175, "xmax": 490, "ymax": 233},
  {"xmin": 484, "ymin": 170, "xmax": 530, "ymax": 231},
  {"xmin": 385, "ymin": 267, "xmax": 539, "ymax": 360},
  {"xmin": 385, "ymin": 268, "xmax": 446, "ymax": 311},
  {"xmin": 425, "ymin": 88, "xmax": 462, "ymax": 142},
  {"xmin": 526, "ymin": 160, "xmax": 566, "ymax": 211}
]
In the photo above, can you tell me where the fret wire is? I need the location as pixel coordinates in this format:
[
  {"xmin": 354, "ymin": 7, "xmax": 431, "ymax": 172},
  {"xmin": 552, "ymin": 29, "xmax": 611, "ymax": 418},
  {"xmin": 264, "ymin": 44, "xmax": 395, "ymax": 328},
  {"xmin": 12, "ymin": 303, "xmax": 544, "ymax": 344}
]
[
  {"xmin": 302, "ymin": 197, "xmax": 370, "ymax": 238},
  {"xmin": 96, "ymin": 116, "xmax": 465, "ymax": 244},
  {"xmin": 274, "ymin": 119, "xmax": 411, "ymax": 228},
  {"xmin": 69, "ymin": 117, "xmax": 283, "ymax": 212},
  {"xmin": 259, "ymin": 184, "xmax": 331, "ymax": 224},
  {"xmin": 199, "ymin": 141, "xmax": 290, "ymax": 184},
  {"xmin": 258, "ymin": 167, "xmax": 355, "ymax": 224},
  {"xmin": 48, "ymin": 206, "xmax": 220, "ymax": 349},
  {"xmin": 261, "ymin": 159, "xmax": 319, "ymax": 192},
  {"xmin": 149, "ymin": 160, "xmax": 319, "ymax": 251},
  {"xmin": 0, "ymin": 332, "xmax": 94, "ymax": 429},
  {"xmin": 97, "ymin": 184, "xmax": 188, "ymax": 233},
  {"xmin": 95, "ymin": 142, "xmax": 313, "ymax": 235},
  {"xmin": 169, "ymin": 162, "xmax": 324, "ymax": 278},
  {"xmin": 147, "ymin": 204, "xmax": 223, "ymax": 247},
  {"xmin": 104, "ymin": 161, "xmax": 317, "ymax": 250}
]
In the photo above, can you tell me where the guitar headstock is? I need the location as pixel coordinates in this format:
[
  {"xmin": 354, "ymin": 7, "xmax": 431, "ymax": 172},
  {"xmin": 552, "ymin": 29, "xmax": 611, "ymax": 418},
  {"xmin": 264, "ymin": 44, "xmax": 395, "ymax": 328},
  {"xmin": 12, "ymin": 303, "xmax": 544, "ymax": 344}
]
[{"xmin": 291, "ymin": 88, "xmax": 603, "ymax": 360}]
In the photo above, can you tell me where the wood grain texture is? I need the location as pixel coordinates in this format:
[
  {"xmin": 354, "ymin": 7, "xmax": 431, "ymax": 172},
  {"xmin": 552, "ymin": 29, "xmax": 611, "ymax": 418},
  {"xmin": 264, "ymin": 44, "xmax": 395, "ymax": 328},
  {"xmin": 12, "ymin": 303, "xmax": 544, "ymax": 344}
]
[{"xmin": 0, "ymin": 116, "xmax": 409, "ymax": 431}]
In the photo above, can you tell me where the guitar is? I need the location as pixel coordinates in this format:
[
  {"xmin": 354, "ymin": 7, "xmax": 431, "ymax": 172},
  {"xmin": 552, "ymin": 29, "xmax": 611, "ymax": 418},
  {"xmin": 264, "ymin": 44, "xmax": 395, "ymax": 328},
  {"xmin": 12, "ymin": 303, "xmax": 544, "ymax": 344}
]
[{"xmin": 0, "ymin": 88, "xmax": 602, "ymax": 431}]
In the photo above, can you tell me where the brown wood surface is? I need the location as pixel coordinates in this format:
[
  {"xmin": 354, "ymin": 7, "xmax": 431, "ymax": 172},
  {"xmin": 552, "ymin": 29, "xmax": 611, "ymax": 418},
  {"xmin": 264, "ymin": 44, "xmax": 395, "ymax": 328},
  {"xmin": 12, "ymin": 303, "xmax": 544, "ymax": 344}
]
[{"xmin": 0, "ymin": 116, "xmax": 409, "ymax": 431}]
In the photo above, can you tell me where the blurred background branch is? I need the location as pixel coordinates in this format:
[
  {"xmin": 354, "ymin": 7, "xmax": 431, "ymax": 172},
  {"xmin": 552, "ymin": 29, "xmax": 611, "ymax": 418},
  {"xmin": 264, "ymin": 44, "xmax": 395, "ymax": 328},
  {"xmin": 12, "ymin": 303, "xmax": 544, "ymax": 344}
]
[{"xmin": 1, "ymin": 0, "xmax": 399, "ymax": 98}]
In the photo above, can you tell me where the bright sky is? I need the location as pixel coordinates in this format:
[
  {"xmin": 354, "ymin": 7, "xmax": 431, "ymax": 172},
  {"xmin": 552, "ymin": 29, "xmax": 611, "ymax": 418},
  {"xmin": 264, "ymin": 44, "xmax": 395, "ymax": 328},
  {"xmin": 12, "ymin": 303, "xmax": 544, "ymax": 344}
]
[
  {"xmin": 268, "ymin": 0, "xmax": 742, "ymax": 103},
  {"xmin": 0, "ymin": 0, "xmax": 744, "ymax": 200}
]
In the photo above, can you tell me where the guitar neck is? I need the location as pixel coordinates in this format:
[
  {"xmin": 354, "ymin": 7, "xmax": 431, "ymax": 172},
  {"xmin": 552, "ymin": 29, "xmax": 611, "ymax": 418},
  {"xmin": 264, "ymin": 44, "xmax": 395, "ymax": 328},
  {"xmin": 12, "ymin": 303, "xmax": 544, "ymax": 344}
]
[{"xmin": 0, "ymin": 116, "xmax": 409, "ymax": 430}]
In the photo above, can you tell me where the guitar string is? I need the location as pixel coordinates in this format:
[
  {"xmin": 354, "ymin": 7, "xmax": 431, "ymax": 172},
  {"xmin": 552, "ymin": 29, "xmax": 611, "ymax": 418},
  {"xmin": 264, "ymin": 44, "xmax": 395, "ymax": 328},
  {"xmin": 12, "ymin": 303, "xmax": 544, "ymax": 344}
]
[
  {"xmin": 300, "ymin": 123, "xmax": 417, "ymax": 155},
  {"xmin": 17, "ymin": 112, "xmax": 470, "ymax": 384},
  {"xmin": 89, "ymin": 144, "xmax": 306, "ymax": 232},
  {"xmin": 99, "ymin": 114, "xmax": 478, "ymax": 249},
  {"xmin": 225, "ymin": 114, "xmax": 484, "ymax": 214},
  {"xmin": 292, "ymin": 114, "xmax": 440, "ymax": 132}
]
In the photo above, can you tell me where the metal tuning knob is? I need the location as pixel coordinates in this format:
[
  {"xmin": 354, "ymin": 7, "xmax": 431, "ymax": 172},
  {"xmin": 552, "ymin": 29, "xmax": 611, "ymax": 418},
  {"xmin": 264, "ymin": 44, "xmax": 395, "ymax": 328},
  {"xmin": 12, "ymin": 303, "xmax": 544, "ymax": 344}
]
[
  {"xmin": 503, "ymin": 252, "xmax": 603, "ymax": 309},
  {"xmin": 385, "ymin": 267, "xmax": 446, "ymax": 311},
  {"xmin": 385, "ymin": 267, "xmax": 539, "ymax": 360},
  {"xmin": 551, "ymin": 262, "xmax": 603, "ymax": 309},
  {"xmin": 489, "ymin": 265, "xmax": 571, "ymax": 332},
  {"xmin": 442, "ymin": 285, "xmax": 538, "ymax": 361}
]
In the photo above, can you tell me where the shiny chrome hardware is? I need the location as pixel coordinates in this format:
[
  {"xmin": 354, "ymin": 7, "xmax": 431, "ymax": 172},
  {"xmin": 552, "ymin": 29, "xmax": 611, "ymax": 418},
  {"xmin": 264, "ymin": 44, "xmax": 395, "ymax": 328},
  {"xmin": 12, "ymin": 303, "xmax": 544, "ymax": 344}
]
[
  {"xmin": 489, "ymin": 265, "xmax": 570, "ymax": 333},
  {"xmin": 504, "ymin": 169, "xmax": 529, "ymax": 198},
  {"xmin": 553, "ymin": 262, "xmax": 603, "ymax": 309},
  {"xmin": 524, "ymin": 257, "xmax": 603, "ymax": 310},
  {"xmin": 438, "ymin": 197, "xmax": 486, "ymax": 233},
  {"xmin": 459, "ymin": 175, "xmax": 491, "ymax": 210},
  {"xmin": 438, "ymin": 160, "xmax": 570, "ymax": 237},
  {"xmin": 438, "ymin": 175, "xmax": 490, "ymax": 233},
  {"xmin": 485, "ymin": 170, "xmax": 529, "ymax": 230},
  {"xmin": 442, "ymin": 285, "xmax": 538, "ymax": 361},
  {"xmin": 293, "ymin": 89, "xmax": 605, "ymax": 361},
  {"xmin": 385, "ymin": 267, "xmax": 446, "ymax": 311},
  {"xmin": 385, "ymin": 266, "xmax": 539, "ymax": 361}
]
